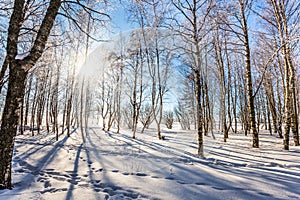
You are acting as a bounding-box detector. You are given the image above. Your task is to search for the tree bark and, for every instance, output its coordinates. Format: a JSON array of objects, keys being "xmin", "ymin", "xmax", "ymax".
[
  {"xmin": 195, "ymin": 69, "xmax": 203, "ymax": 156},
  {"xmin": 0, "ymin": 63, "xmax": 27, "ymax": 189}
]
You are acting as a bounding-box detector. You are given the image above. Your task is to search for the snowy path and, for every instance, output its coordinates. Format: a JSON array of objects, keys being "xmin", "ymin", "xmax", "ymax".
[{"xmin": 0, "ymin": 126, "xmax": 300, "ymax": 199}]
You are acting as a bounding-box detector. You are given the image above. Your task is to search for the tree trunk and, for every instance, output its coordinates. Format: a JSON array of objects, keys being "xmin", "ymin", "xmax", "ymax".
[
  {"xmin": 46, "ymin": 70, "xmax": 52, "ymax": 133},
  {"xmin": 116, "ymin": 67, "xmax": 123, "ymax": 133},
  {"xmin": 0, "ymin": 63, "xmax": 27, "ymax": 189},
  {"xmin": 266, "ymin": 95, "xmax": 272, "ymax": 135},
  {"xmin": 290, "ymin": 64, "xmax": 299, "ymax": 146},
  {"xmin": 265, "ymin": 78, "xmax": 278, "ymax": 134},
  {"xmin": 232, "ymin": 71, "xmax": 238, "ymax": 134},
  {"xmin": 19, "ymin": 97, "xmax": 24, "ymax": 135},
  {"xmin": 239, "ymin": 0, "xmax": 259, "ymax": 147},
  {"xmin": 80, "ymin": 78, "xmax": 85, "ymax": 142},
  {"xmin": 195, "ymin": 69, "xmax": 203, "ymax": 156},
  {"xmin": 24, "ymin": 74, "xmax": 33, "ymax": 128},
  {"xmin": 283, "ymin": 65, "xmax": 291, "ymax": 150},
  {"xmin": 30, "ymin": 79, "xmax": 38, "ymax": 136}
]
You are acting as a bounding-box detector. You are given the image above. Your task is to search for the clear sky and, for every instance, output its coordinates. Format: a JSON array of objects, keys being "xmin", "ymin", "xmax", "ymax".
[{"xmin": 108, "ymin": 4, "xmax": 133, "ymax": 35}]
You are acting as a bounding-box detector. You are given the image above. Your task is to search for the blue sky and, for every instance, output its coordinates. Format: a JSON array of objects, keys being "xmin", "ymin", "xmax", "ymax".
[{"xmin": 109, "ymin": 4, "xmax": 133, "ymax": 34}]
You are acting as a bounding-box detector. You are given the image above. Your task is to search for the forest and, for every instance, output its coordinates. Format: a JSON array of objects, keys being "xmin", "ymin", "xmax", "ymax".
[{"xmin": 0, "ymin": 0, "xmax": 299, "ymax": 199}]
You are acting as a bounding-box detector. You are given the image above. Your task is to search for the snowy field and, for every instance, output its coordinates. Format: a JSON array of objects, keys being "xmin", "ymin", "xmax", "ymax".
[{"xmin": 0, "ymin": 123, "xmax": 300, "ymax": 200}]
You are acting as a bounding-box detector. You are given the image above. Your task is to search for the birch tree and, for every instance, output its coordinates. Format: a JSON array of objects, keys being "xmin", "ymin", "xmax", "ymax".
[
  {"xmin": 254, "ymin": 0, "xmax": 300, "ymax": 149},
  {"xmin": 169, "ymin": 0, "xmax": 213, "ymax": 156}
]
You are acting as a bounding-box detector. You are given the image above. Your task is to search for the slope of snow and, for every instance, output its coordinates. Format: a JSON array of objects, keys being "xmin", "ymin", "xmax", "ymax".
[{"xmin": 0, "ymin": 124, "xmax": 300, "ymax": 200}]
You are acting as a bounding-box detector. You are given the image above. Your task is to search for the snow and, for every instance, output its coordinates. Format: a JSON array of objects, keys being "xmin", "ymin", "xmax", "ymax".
[
  {"xmin": 0, "ymin": 123, "xmax": 300, "ymax": 200},
  {"xmin": 15, "ymin": 52, "xmax": 30, "ymax": 60}
]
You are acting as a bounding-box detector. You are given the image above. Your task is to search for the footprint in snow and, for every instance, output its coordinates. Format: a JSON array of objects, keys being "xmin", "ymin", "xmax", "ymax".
[
  {"xmin": 46, "ymin": 171, "xmax": 61, "ymax": 176},
  {"xmin": 135, "ymin": 172, "xmax": 148, "ymax": 177},
  {"xmin": 194, "ymin": 182, "xmax": 206, "ymax": 185},
  {"xmin": 78, "ymin": 183, "xmax": 90, "ymax": 188},
  {"xmin": 67, "ymin": 179, "xmax": 79, "ymax": 185},
  {"xmin": 258, "ymin": 192, "xmax": 272, "ymax": 197},
  {"xmin": 70, "ymin": 173, "xmax": 79, "ymax": 177},
  {"xmin": 37, "ymin": 177, "xmax": 46, "ymax": 182},
  {"xmin": 52, "ymin": 176, "xmax": 66, "ymax": 181},
  {"xmin": 44, "ymin": 168, "xmax": 55, "ymax": 171},
  {"xmin": 95, "ymin": 168, "xmax": 103, "ymax": 172},
  {"xmin": 177, "ymin": 180, "xmax": 187, "ymax": 184},
  {"xmin": 165, "ymin": 176, "xmax": 175, "ymax": 180},
  {"xmin": 40, "ymin": 188, "xmax": 55, "ymax": 194},
  {"xmin": 41, "ymin": 187, "xmax": 68, "ymax": 194},
  {"xmin": 151, "ymin": 175, "xmax": 161, "ymax": 179},
  {"xmin": 14, "ymin": 156, "xmax": 20, "ymax": 161},
  {"xmin": 93, "ymin": 182, "xmax": 106, "ymax": 189},
  {"xmin": 211, "ymin": 186, "xmax": 225, "ymax": 190},
  {"xmin": 44, "ymin": 181, "xmax": 51, "ymax": 188},
  {"xmin": 103, "ymin": 187, "xmax": 115, "ymax": 196},
  {"xmin": 92, "ymin": 180, "xmax": 101, "ymax": 184},
  {"xmin": 16, "ymin": 169, "xmax": 26, "ymax": 173}
]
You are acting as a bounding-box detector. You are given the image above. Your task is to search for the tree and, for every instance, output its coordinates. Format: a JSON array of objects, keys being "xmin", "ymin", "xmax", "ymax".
[
  {"xmin": 139, "ymin": 103, "xmax": 153, "ymax": 133},
  {"xmin": 253, "ymin": 0, "xmax": 300, "ymax": 149},
  {"xmin": 164, "ymin": 111, "xmax": 174, "ymax": 129},
  {"xmin": 0, "ymin": 0, "xmax": 61, "ymax": 190},
  {"xmin": 268, "ymin": 0, "xmax": 299, "ymax": 149},
  {"xmin": 216, "ymin": 0, "xmax": 259, "ymax": 147},
  {"xmin": 236, "ymin": 0, "xmax": 258, "ymax": 147},
  {"xmin": 169, "ymin": 0, "xmax": 213, "ymax": 156},
  {"xmin": 0, "ymin": 0, "xmax": 109, "ymax": 190},
  {"xmin": 125, "ymin": 35, "xmax": 144, "ymax": 138}
]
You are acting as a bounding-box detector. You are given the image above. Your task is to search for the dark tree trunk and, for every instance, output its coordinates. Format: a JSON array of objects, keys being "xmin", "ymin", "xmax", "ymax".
[
  {"xmin": 30, "ymin": 80, "xmax": 38, "ymax": 136},
  {"xmin": 195, "ymin": 69, "xmax": 203, "ymax": 156},
  {"xmin": 19, "ymin": 94, "xmax": 24, "ymax": 135},
  {"xmin": 0, "ymin": 62, "xmax": 27, "ymax": 189},
  {"xmin": 266, "ymin": 96, "xmax": 272, "ymax": 135}
]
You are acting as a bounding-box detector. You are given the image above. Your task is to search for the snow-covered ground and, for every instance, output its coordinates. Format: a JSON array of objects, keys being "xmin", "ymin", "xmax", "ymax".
[{"xmin": 1, "ymin": 123, "xmax": 300, "ymax": 200}]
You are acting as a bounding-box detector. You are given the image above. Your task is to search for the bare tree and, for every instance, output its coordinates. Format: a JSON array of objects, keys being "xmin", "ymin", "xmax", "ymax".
[
  {"xmin": 254, "ymin": 0, "xmax": 300, "ymax": 149},
  {"xmin": 0, "ymin": 0, "xmax": 61, "ymax": 190},
  {"xmin": 0, "ymin": 0, "xmax": 109, "ymax": 189},
  {"xmin": 169, "ymin": 0, "xmax": 213, "ymax": 156}
]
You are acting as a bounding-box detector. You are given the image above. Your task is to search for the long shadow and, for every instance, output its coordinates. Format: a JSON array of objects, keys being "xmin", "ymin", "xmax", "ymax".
[
  {"xmin": 83, "ymin": 128, "xmax": 150, "ymax": 199},
  {"xmin": 90, "ymin": 127, "xmax": 300, "ymax": 199},
  {"xmin": 15, "ymin": 129, "xmax": 76, "ymax": 161},
  {"xmin": 170, "ymin": 162, "xmax": 277, "ymax": 199},
  {"xmin": 107, "ymin": 132, "xmax": 200, "ymax": 164},
  {"xmin": 12, "ymin": 128, "xmax": 77, "ymax": 190},
  {"xmin": 65, "ymin": 143, "xmax": 83, "ymax": 200},
  {"xmin": 84, "ymin": 128, "xmax": 105, "ymax": 199},
  {"xmin": 103, "ymin": 130, "xmax": 271, "ymax": 198}
]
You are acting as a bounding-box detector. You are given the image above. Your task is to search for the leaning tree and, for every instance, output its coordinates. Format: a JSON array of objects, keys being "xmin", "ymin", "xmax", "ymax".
[{"xmin": 0, "ymin": 0, "xmax": 109, "ymax": 190}]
